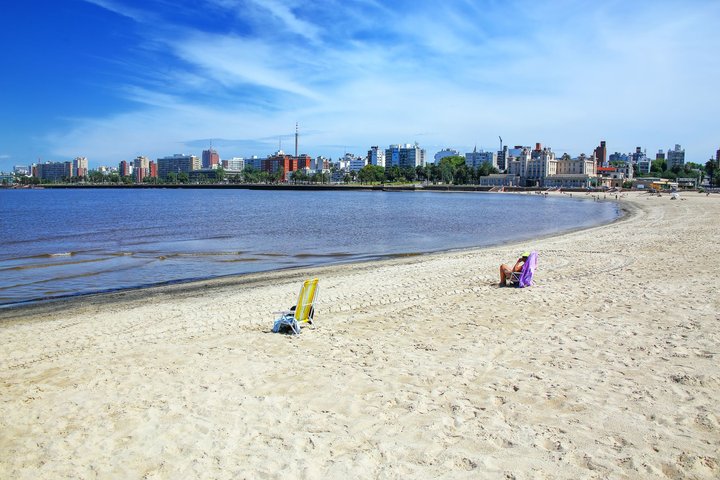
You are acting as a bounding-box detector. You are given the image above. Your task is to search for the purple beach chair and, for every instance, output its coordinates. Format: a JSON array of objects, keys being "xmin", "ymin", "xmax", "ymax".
[{"xmin": 510, "ymin": 251, "xmax": 538, "ymax": 288}]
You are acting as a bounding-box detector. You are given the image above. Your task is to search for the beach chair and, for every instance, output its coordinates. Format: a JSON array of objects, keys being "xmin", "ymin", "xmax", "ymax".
[
  {"xmin": 510, "ymin": 251, "xmax": 538, "ymax": 288},
  {"xmin": 271, "ymin": 278, "xmax": 319, "ymax": 334}
]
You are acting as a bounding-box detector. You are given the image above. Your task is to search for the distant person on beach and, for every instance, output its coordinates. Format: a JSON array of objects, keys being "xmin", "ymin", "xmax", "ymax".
[{"xmin": 499, "ymin": 252, "xmax": 529, "ymax": 287}]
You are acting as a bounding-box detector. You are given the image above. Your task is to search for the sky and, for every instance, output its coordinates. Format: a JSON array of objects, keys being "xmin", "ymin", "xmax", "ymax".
[{"xmin": 1, "ymin": 0, "xmax": 719, "ymax": 172}]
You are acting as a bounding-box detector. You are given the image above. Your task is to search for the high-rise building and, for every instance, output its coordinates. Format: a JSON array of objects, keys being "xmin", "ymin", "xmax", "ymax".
[
  {"xmin": 157, "ymin": 154, "xmax": 200, "ymax": 179},
  {"xmin": 609, "ymin": 152, "xmax": 629, "ymax": 164},
  {"xmin": 384, "ymin": 144, "xmax": 425, "ymax": 168},
  {"xmin": 222, "ymin": 158, "xmax": 245, "ymax": 172},
  {"xmin": 497, "ymin": 145, "xmax": 508, "ymax": 171},
  {"xmin": 261, "ymin": 151, "xmax": 297, "ymax": 181},
  {"xmin": 13, "ymin": 165, "xmax": 30, "ymax": 176},
  {"xmin": 202, "ymin": 148, "xmax": 220, "ymax": 169},
  {"xmin": 347, "ymin": 153, "xmax": 367, "ymax": 172},
  {"xmin": 119, "ymin": 160, "xmax": 131, "ymax": 177},
  {"xmin": 296, "ymin": 154, "xmax": 312, "ymax": 170},
  {"xmin": 368, "ymin": 146, "xmax": 385, "ymax": 168},
  {"xmin": 667, "ymin": 144, "xmax": 685, "ymax": 169},
  {"xmin": 632, "ymin": 147, "xmax": 651, "ymax": 174},
  {"xmin": 34, "ymin": 161, "xmax": 74, "ymax": 181},
  {"xmin": 465, "ymin": 147, "xmax": 497, "ymax": 169},
  {"xmin": 133, "ymin": 156, "xmax": 150, "ymax": 182},
  {"xmin": 73, "ymin": 157, "xmax": 88, "ymax": 177},
  {"xmin": 434, "ymin": 148, "xmax": 460, "ymax": 164},
  {"xmin": 656, "ymin": 149, "xmax": 665, "ymax": 160},
  {"xmin": 594, "ymin": 141, "xmax": 607, "ymax": 167},
  {"xmin": 314, "ymin": 156, "xmax": 331, "ymax": 171}
]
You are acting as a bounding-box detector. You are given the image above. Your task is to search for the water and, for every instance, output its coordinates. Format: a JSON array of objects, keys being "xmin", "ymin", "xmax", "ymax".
[{"xmin": 0, "ymin": 188, "xmax": 620, "ymax": 306}]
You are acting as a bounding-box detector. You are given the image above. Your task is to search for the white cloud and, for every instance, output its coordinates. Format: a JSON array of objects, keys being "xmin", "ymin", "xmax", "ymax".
[{"xmin": 47, "ymin": 1, "xmax": 720, "ymax": 165}]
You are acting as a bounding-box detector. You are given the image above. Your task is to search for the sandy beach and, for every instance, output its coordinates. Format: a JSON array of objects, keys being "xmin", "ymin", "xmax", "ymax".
[{"xmin": 1, "ymin": 191, "xmax": 718, "ymax": 479}]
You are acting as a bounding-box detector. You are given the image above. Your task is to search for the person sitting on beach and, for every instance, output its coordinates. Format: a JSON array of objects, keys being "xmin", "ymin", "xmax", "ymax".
[{"xmin": 499, "ymin": 252, "xmax": 529, "ymax": 287}]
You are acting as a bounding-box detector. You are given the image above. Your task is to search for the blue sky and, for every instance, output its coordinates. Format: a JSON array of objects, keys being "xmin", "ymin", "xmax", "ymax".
[{"xmin": 1, "ymin": 0, "xmax": 719, "ymax": 171}]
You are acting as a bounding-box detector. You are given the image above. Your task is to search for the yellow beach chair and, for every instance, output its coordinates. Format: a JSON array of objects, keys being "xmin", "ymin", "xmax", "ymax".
[{"xmin": 272, "ymin": 278, "xmax": 319, "ymax": 334}]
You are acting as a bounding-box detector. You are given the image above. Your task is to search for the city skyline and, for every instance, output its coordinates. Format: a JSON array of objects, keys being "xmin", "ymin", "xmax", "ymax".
[{"xmin": 1, "ymin": 0, "xmax": 719, "ymax": 172}]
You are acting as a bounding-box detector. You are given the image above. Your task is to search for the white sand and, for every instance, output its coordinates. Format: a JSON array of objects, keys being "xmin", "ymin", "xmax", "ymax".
[{"xmin": 1, "ymin": 191, "xmax": 719, "ymax": 479}]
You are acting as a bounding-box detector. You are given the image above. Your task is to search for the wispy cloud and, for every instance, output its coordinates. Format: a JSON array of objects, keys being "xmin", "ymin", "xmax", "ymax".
[{"xmin": 42, "ymin": 0, "xmax": 720, "ymax": 165}]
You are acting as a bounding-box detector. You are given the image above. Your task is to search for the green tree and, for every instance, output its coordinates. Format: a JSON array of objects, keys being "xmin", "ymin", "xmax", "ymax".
[
  {"xmin": 400, "ymin": 166, "xmax": 416, "ymax": 182},
  {"xmin": 215, "ymin": 167, "xmax": 225, "ymax": 183},
  {"xmin": 453, "ymin": 164, "xmax": 469, "ymax": 185},
  {"xmin": 291, "ymin": 169, "xmax": 308, "ymax": 184},
  {"xmin": 385, "ymin": 165, "xmax": 401, "ymax": 183},
  {"xmin": 705, "ymin": 159, "xmax": 719, "ymax": 186},
  {"xmin": 358, "ymin": 165, "xmax": 377, "ymax": 184},
  {"xmin": 651, "ymin": 158, "xmax": 667, "ymax": 174},
  {"xmin": 178, "ymin": 172, "xmax": 189, "ymax": 184}
]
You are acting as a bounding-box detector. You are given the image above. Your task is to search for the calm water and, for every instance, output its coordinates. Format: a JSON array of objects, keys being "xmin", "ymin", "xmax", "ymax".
[{"xmin": 0, "ymin": 188, "xmax": 620, "ymax": 306}]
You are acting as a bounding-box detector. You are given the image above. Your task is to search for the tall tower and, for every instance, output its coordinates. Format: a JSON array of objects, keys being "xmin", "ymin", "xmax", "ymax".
[
  {"xmin": 202, "ymin": 148, "xmax": 219, "ymax": 168},
  {"xmin": 295, "ymin": 122, "xmax": 299, "ymax": 158},
  {"xmin": 594, "ymin": 140, "xmax": 607, "ymax": 167}
]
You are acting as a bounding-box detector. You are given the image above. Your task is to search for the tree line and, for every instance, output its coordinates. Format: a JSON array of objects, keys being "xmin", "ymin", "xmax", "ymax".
[{"xmin": 7, "ymin": 155, "xmax": 720, "ymax": 187}]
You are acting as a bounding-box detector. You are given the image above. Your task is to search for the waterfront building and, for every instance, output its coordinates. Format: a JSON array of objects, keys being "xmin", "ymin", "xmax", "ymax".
[
  {"xmin": 0, "ymin": 172, "xmax": 15, "ymax": 184},
  {"xmin": 314, "ymin": 156, "xmax": 331, "ymax": 171},
  {"xmin": 297, "ymin": 154, "xmax": 312, "ymax": 170},
  {"xmin": 34, "ymin": 161, "xmax": 74, "ymax": 181},
  {"xmin": 133, "ymin": 156, "xmax": 150, "ymax": 183},
  {"xmin": 667, "ymin": 144, "xmax": 685, "ymax": 169},
  {"xmin": 222, "ymin": 157, "xmax": 245, "ymax": 172},
  {"xmin": 594, "ymin": 141, "xmax": 607, "ymax": 167},
  {"xmin": 434, "ymin": 148, "xmax": 460, "ymax": 164},
  {"xmin": 506, "ymin": 144, "xmax": 556, "ymax": 186},
  {"xmin": 189, "ymin": 169, "xmax": 223, "ymax": 182},
  {"xmin": 202, "ymin": 148, "xmax": 220, "ymax": 169},
  {"xmin": 245, "ymin": 156, "xmax": 262, "ymax": 171},
  {"xmin": 13, "ymin": 165, "xmax": 30, "ymax": 176},
  {"xmin": 348, "ymin": 153, "xmax": 367, "ymax": 172},
  {"xmin": 477, "ymin": 174, "xmax": 520, "ymax": 187},
  {"xmin": 336, "ymin": 156, "xmax": 351, "ymax": 172},
  {"xmin": 119, "ymin": 160, "xmax": 132, "ymax": 177},
  {"xmin": 656, "ymin": 149, "xmax": 665, "ymax": 161},
  {"xmin": 497, "ymin": 145, "xmax": 508, "ymax": 171},
  {"xmin": 368, "ymin": 146, "xmax": 385, "ymax": 168},
  {"xmin": 73, "ymin": 157, "xmax": 88, "ymax": 177},
  {"xmin": 505, "ymin": 143, "xmax": 598, "ymax": 188},
  {"xmin": 465, "ymin": 147, "xmax": 497, "ymax": 170},
  {"xmin": 157, "ymin": 154, "xmax": 200, "ymax": 179},
  {"xmin": 262, "ymin": 151, "xmax": 297, "ymax": 181},
  {"xmin": 609, "ymin": 152, "xmax": 629, "ymax": 164},
  {"xmin": 632, "ymin": 147, "xmax": 651, "ymax": 174},
  {"xmin": 544, "ymin": 152, "xmax": 598, "ymax": 189},
  {"xmin": 385, "ymin": 144, "xmax": 426, "ymax": 168},
  {"xmin": 555, "ymin": 153, "xmax": 596, "ymax": 176},
  {"xmin": 149, "ymin": 161, "xmax": 157, "ymax": 178}
]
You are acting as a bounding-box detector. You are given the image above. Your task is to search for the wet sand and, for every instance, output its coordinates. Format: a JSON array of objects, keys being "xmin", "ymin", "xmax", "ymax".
[{"xmin": 1, "ymin": 191, "xmax": 718, "ymax": 478}]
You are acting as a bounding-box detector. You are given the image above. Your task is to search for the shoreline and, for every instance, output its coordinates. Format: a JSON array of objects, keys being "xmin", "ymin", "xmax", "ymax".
[
  {"xmin": 2, "ymin": 191, "xmax": 717, "ymax": 478},
  {"xmin": 0, "ymin": 192, "xmax": 631, "ymax": 320}
]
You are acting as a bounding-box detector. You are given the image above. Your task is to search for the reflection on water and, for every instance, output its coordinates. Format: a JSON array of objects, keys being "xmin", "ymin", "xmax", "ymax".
[{"xmin": 0, "ymin": 188, "xmax": 620, "ymax": 306}]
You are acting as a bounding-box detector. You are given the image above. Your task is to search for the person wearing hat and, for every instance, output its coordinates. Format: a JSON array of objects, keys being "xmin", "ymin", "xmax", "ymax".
[{"xmin": 499, "ymin": 251, "xmax": 529, "ymax": 287}]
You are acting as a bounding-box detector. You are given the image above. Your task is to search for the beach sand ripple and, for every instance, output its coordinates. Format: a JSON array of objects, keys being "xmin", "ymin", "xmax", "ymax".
[{"xmin": 1, "ymin": 191, "xmax": 719, "ymax": 478}]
